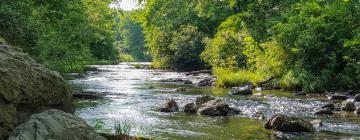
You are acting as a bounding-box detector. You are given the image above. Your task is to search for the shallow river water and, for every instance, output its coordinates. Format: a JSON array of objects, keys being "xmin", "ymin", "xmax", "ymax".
[{"xmin": 70, "ymin": 62, "xmax": 360, "ymax": 140}]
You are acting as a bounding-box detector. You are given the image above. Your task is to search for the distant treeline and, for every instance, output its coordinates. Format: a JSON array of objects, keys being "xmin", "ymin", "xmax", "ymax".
[{"xmin": 0, "ymin": 0, "xmax": 150, "ymax": 73}]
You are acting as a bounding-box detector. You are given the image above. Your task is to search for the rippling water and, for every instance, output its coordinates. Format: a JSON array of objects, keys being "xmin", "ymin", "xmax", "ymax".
[{"xmin": 70, "ymin": 62, "xmax": 360, "ymax": 140}]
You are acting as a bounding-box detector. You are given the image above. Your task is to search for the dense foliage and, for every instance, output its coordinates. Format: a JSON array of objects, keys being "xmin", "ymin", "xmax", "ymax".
[
  {"xmin": 1, "ymin": 0, "xmax": 359, "ymax": 92},
  {"xmin": 138, "ymin": 0, "xmax": 360, "ymax": 92},
  {"xmin": 117, "ymin": 10, "xmax": 150, "ymax": 62},
  {"xmin": 0, "ymin": 0, "xmax": 119, "ymax": 72}
]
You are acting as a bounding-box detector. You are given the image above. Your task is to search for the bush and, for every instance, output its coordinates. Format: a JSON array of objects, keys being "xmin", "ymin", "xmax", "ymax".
[{"xmin": 214, "ymin": 68, "xmax": 265, "ymax": 87}]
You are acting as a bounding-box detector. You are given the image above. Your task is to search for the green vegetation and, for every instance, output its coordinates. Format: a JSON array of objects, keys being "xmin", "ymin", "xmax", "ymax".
[
  {"xmin": 1, "ymin": 0, "xmax": 359, "ymax": 92},
  {"xmin": 136, "ymin": 0, "xmax": 360, "ymax": 92},
  {"xmin": 114, "ymin": 119, "xmax": 133, "ymax": 138}
]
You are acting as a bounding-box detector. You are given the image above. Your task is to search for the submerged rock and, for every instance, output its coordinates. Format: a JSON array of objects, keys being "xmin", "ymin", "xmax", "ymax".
[
  {"xmin": 354, "ymin": 94, "xmax": 360, "ymax": 102},
  {"xmin": 183, "ymin": 80, "xmax": 193, "ymax": 85},
  {"xmin": 196, "ymin": 95, "xmax": 215, "ymax": 106},
  {"xmin": 314, "ymin": 108, "xmax": 333, "ymax": 115},
  {"xmin": 159, "ymin": 99, "xmax": 179, "ymax": 112},
  {"xmin": 341, "ymin": 101, "xmax": 355, "ymax": 111},
  {"xmin": 294, "ymin": 91, "xmax": 307, "ymax": 96},
  {"xmin": 229, "ymin": 85, "xmax": 253, "ymax": 95},
  {"xmin": 264, "ymin": 114, "xmax": 314, "ymax": 132},
  {"xmin": 8, "ymin": 109, "xmax": 106, "ymax": 140},
  {"xmin": 184, "ymin": 102, "xmax": 197, "ymax": 113},
  {"xmin": 0, "ymin": 45, "xmax": 73, "ymax": 139},
  {"xmin": 321, "ymin": 103, "xmax": 335, "ymax": 110},
  {"xmin": 197, "ymin": 99, "xmax": 232, "ymax": 116}
]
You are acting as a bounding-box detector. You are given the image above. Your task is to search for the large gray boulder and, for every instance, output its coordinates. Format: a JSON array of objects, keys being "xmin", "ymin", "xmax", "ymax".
[
  {"xmin": 8, "ymin": 109, "xmax": 106, "ymax": 140},
  {"xmin": 197, "ymin": 99, "xmax": 231, "ymax": 116},
  {"xmin": 264, "ymin": 114, "xmax": 314, "ymax": 132},
  {"xmin": 0, "ymin": 45, "xmax": 73, "ymax": 139},
  {"xmin": 159, "ymin": 99, "xmax": 179, "ymax": 112}
]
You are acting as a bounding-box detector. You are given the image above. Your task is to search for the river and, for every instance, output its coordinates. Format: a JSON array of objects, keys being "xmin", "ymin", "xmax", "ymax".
[{"xmin": 70, "ymin": 62, "xmax": 360, "ymax": 140}]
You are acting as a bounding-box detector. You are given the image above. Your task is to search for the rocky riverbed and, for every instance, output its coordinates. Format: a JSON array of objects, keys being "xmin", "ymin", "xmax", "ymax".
[{"xmin": 70, "ymin": 62, "xmax": 360, "ymax": 140}]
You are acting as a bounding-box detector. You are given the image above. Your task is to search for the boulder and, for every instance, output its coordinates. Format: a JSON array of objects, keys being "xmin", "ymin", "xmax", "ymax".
[
  {"xmin": 7, "ymin": 109, "xmax": 106, "ymax": 140},
  {"xmin": 229, "ymin": 85, "xmax": 253, "ymax": 96},
  {"xmin": 0, "ymin": 45, "xmax": 73, "ymax": 139},
  {"xmin": 314, "ymin": 108, "xmax": 333, "ymax": 115},
  {"xmin": 183, "ymin": 102, "xmax": 197, "ymax": 113},
  {"xmin": 195, "ymin": 95, "xmax": 215, "ymax": 106},
  {"xmin": 355, "ymin": 107, "xmax": 360, "ymax": 114},
  {"xmin": 197, "ymin": 99, "xmax": 232, "ymax": 116},
  {"xmin": 264, "ymin": 114, "xmax": 314, "ymax": 132},
  {"xmin": 341, "ymin": 101, "xmax": 355, "ymax": 111},
  {"xmin": 321, "ymin": 103, "xmax": 335, "ymax": 110},
  {"xmin": 327, "ymin": 93, "xmax": 349, "ymax": 100},
  {"xmin": 159, "ymin": 99, "xmax": 179, "ymax": 112},
  {"xmin": 354, "ymin": 94, "xmax": 360, "ymax": 102}
]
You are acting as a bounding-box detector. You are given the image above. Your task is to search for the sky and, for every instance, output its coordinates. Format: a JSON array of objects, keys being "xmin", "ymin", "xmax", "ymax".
[{"xmin": 109, "ymin": 0, "xmax": 141, "ymax": 11}]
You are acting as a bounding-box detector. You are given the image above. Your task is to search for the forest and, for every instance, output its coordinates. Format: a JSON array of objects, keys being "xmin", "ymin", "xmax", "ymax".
[{"xmin": 1, "ymin": 0, "xmax": 359, "ymax": 92}]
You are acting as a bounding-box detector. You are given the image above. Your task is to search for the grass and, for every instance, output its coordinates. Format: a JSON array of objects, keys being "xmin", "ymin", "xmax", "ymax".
[
  {"xmin": 114, "ymin": 119, "xmax": 133, "ymax": 138},
  {"xmin": 214, "ymin": 68, "xmax": 265, "ymax": 87}
]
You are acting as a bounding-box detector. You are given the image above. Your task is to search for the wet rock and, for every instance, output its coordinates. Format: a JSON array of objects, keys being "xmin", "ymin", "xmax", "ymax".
[
  {"xmin": 314, "ymin": 108, "xmax": 333, "ymax": 115},
  {"xmin": 196, "ymin": 95, "xmax": 215, "ymax": 106},
  {"xmin": 159, "ymin": 99, "xmax": 179, "ymax": 112},
  {"xmin": 184, "ymin": 80, "xmax": 193, "ymax": 84},
  {"xmin": 229, "ymin": 85, "xmax": 252, "ymax": 95},
  {"xmin": 355, "ymin": 107, "xmax": 360, "ymax": 114},
  {"xmin": 321, "ymin": 103, "xmax": 335, "ymax": 110},
  {"xmin": 197, "ymin": 99, "xmax": 231, "ymax": 116},
  {"xmin": 0, "ymin": 45, "xmax": 73, "ymax": 139},
  {"xmin": 196, "ymin": 78, "xmax": 214, "ymax": 86},
  {"xmin": 294, "ymin": 91, "xmax": 307, "ymax": 96},
  {"xmin": 252, "ymin": 112, "xmax": 265, "ymax": 120},
  {"xmin": 264, "ymin": 114, "xmax": 314, "ymax": 132},
  {"xmin": 354, "ymin": 94, "xmax": 360, "ymax": 102},
  {"xmin": 327, "ymin": 93, "xmax": 349, "ymax": 100},
  {"xmin": 184, "ymin": 102, "xmax": 197, "ymax": 113},
  {"xmin": 228, "ymin": 107, "xmax": 241, "ymax": 115},
  {"xmin": 341, "ymin": 101, "xmax": 355, "ymax": 111},
  {"xmin": 8, "ymin": 109, "xmax": 106, "ymax": 140}
]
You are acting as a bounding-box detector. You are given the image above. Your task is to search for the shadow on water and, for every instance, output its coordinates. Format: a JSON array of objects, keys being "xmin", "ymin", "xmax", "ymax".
[{"xmin": 70, "ymin": 62, "xmax": 360, "ymax": 140}]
